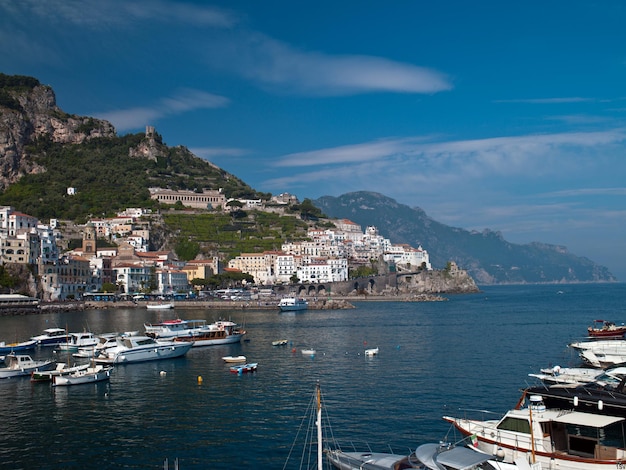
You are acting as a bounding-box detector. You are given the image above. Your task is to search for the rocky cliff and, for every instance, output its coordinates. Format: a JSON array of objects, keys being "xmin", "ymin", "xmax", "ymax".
[{"xmin": 0, "ymin": 74, "xmax": 115, "ymax": 190}]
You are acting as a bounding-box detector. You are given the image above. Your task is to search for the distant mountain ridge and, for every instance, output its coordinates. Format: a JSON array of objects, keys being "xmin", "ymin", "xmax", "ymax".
[{"xmin": 314, "ymin": 191, "xmax": 615, "ymax": 284}]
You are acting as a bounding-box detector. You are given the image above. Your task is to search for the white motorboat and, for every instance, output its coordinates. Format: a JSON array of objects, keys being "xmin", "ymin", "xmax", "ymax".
[
  {"xmin": 444, "ymin": 394, "xmax": 626, "ymax": 469},
  {"xmin": 30, "ymin": 327, "xmax": 67, "ymax": 347},
  {"xmin": 146, "ymin": 302, "xmax": 174, "ymax": 310},
  {"xmin": 94, "ymin": 335, "xmax": 193, "ymax": 365},
  {"xmin": 144, "ymin": 318, "xmax": 209, "ymax": 339},
  {"xmin": 52, "ymin": 364, "xmax": 112, "ymax": 386},
  {"xmin": 301, "ymin": 348, "xmax": 316, "ymax": 356},
  {"xmin": 569, "ymin": 339, "xmax": 626, "ymax": 367},
  {"xmin": 364, "ymin": 347, "xmax": 379, "ymax": 356},
  {"xmin": 327, "ymin": 442, "xmax": 521, "ymax": 470},
  {"xmin": 0, "ymin": 353, "xmax": 56, "ymax": 379},
  {"xmin": 278, "ymin": 297, "xmax": 308, "ymax": 312},
  {"xmin": 172, "ymin": 320, "xmax": 246, "ymax": 346},
  {"xmin": 56, "ymin": 331, "xmax": 98, "ymax": 351},
  {"xmin": 528, "ymin": 364, "xmax": 604, "ymax": 385}
]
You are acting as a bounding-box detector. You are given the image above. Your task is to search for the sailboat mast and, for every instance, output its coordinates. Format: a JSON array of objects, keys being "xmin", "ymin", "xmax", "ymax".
[{"xmin": 316, "ymin": 381, "xmax": 322, "ymax": 469}]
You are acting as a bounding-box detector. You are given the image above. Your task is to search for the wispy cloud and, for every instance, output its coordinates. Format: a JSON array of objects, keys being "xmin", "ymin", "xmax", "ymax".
[
  {"xmin": 210, "ymin": 32, "xmax": 453, "ymax": 96},
  {"xmin": 96, "ymin": 89, "xmax": 229, "ymax": 131},
  {"xmin": 495, "ymin": 97, "xmax": 595, "ymax": 104}
]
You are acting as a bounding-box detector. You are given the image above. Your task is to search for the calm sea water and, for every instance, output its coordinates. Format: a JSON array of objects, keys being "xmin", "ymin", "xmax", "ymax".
[{"xmin": 1, "ymin": 283, "xmax": 625, "ymax": 469}]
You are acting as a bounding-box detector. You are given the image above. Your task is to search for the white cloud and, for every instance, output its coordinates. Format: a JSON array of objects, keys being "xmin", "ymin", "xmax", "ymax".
[
  {"xmin": 212, "ymin": 32, "xmax": 452, "ymax": 96},
  {"xmin": 96, "ymin": 89, "xmax": 229, "ymax": 131}
]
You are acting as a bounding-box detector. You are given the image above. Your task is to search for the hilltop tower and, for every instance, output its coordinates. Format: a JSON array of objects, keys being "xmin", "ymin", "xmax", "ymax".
[{"xmin": 82, "ymin": 222, "xmax": 97, "ymax": 255}]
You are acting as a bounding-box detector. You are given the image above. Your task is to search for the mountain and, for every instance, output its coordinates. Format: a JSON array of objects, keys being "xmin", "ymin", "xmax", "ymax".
[
  {"xmin": 0, "ymin": 73, "xmax": 264, "ymax": 220},
  {"xmin": 314, "ymin": 191, "xmax": 616, "ymax": 284}
]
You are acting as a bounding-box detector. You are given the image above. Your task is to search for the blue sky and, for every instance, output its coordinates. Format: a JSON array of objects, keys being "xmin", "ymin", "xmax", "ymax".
[{"xmin": 1, "ymin": 0, "xmax": 626, "ymax": 279}]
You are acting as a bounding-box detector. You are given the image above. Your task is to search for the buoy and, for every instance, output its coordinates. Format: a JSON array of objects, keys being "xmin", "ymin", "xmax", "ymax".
[
  {"xmin": 396, "ymin": 345, "xmax": 401, "ymax": 350},
  {"xmin": 160, "ymin": 370, "xmax": 167, "ymax": 376},
  {"xmin": 291, "ymin": 348, "xmax": 296, "ymax": 353},
  {"xmin": 197, "ymin": 375, "xmax": 203, "ymax": 384}
]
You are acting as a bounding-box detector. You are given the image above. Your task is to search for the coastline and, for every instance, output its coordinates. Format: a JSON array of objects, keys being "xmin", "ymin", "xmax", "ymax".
[{"xmin": 0, "ymin": 293, "xmax": 449, "ymax": 316}]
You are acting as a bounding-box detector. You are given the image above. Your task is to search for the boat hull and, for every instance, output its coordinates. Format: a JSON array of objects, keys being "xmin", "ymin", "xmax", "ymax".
[
  {"xmin": 0, "ymin": 358, "xmax": 56, "ymax": 379},
  {"xmin": 0, "ymin": 340, "xmax": 37, "ymax": 354},
  {"xmin": 95, "ymin": 341, "xmax": 193, "ymax": 365},
  {"xmin": 53, "ymin": 366, "xmax": 112, "ymax": 386}
]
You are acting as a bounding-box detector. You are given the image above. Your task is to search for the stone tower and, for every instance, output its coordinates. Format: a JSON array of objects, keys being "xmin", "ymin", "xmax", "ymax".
[{"xmin": 82, "ymin": 222, "xmax": 97, "ymax": 255}]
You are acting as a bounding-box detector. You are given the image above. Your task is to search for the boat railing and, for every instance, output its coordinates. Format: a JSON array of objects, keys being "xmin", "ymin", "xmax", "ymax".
[{"xmin": 326, "ymin": 438, "xmax": 414, "ymax": 457}]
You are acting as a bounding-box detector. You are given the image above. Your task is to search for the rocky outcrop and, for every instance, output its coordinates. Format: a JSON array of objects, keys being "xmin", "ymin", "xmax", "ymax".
[{"xmin": 0, "ymin": 75, "xmax": 116, "ymax": 190}]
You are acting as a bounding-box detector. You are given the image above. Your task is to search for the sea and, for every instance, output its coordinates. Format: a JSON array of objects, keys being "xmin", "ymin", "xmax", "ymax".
[{"xmin": 1, "ymin": 283, "xmax": 625, "ymax": 469}]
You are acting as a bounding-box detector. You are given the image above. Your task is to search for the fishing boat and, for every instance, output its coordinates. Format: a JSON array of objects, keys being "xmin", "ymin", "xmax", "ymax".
[
  {"xmin": 31, "ymin": 362, "xmax": 91, "ymax": 382},
  {"xmin": 0, "ymin": 339, "xmax": 37, "ymax": 354},
  {"xmin": 0, "ymin": 353, "xmax": 56, "ymax": 379},
  {"xmin": 94, "ymin": 336, "xmax": 193, "ymax": 365},
  {"xmin": 444, "ymin": 393, "xmax": 626, "ymax": 469},
  {"xmin": 588, "ymin": 319, "xmax": 626, "ymax": 338},
  {"xmin": 172, "ymin": 320, "xmax": 246, "ymax": 346},
  {"xmin": 30, "ymin": 327, "xmax": 67, "ymax": 347},
  {"xmin": 278, "ymin": 297, "xmax": 308, "ymax": 312},
  {"xmin": 56, "ymin": 331, "xmax": 98, "ymax": 351},
  {"xmin": 222, "ymin": 355, "xmax": 246, "ymax": 363},
  {"xmin": 229, "ymin": 362, "xmax": 257, "ymax": 374},
  {"xmin": 52, "ymin": 364, "xmax": 112, "ymax": 386}
]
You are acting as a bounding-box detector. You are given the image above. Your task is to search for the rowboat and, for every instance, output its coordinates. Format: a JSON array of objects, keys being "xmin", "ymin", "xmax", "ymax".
[
  {"xmin": 222, "ymin": 355, "xmax": 246, "ymax": 363},
  {"xmin": 229, "ymin": 363, "xmax": 257, "ymax": 374}
]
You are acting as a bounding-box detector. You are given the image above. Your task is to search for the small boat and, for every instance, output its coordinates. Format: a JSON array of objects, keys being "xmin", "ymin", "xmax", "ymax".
[
  {"xmin": 31, "ymin": 362, "xmax": 91, "ymax": 382},
  {"xmin": 146, "ymin": 302, "xmax": 174, "ymax": 310},
  {"xmin": 52, "ymin": 364, "xmax": 112, "ymax": 386},
  {"xmin": 278, "ymin": 297, "xmax": 308, "ymax": 312},
  {"xmin": 222, "ymin": 355, "xmax": 246, "ymax": 363},
  {"xmin": 364, "ymin": 347, "xmax": 379, "ymax": 356},
  {"xmin": 0, "ymin": 339, "xmax": 37, "ymax": 354},
  {"xmin": 94, "ymin": 336, "xmax": 193, "ymax": 365},
  {"xmin": 444, "ymin": 393, "xmax": 626, "ymax": 469},
  {"xmin": 56, "ymin": 332, "xmax": 98, "ymax": 351},
  {"xmin": 301, "ymin": 348, "xmax": 316, "ymax": 356},
  {"xmin": 30, "ymin": 327, "xmax": 67, "ymax": 347},
  {"xmin": 272, "ymin": 339, "xmax": 288, "ymax": 346},
  {"xmin": 0, "ymin": 353, "xmax": 56, "ymax": 379},
  {"xmin": 588, "ymin": 319, "xmax": 626, "ymax": 338},
  {"xmin": 172, "ymin": 320, "xmax": 246, "ymax": 346},
  {"xmin": 229, "ymin": 362, "xmax": 257, "ymax": 374}
]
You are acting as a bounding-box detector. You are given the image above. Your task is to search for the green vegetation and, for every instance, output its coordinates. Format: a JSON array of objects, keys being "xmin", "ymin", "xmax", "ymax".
[
  {"xmin": 0, "ymin": 132, "xmax": 262, "ymax": 221},
  {"xmin": 163, "ymin": 210, "xmax": 310, "ymax": 260}
]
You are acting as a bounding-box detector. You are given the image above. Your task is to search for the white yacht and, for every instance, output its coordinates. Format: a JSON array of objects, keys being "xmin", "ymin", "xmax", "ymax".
[{"xmin": 94, "ymin": 335, "xmax": 193, "ymax": 365}]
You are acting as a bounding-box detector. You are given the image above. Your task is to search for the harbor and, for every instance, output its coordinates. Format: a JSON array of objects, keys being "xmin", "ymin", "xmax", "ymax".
[{"xmin": 1, "ymin": 283, "xmax": 625, "ymax": 469}]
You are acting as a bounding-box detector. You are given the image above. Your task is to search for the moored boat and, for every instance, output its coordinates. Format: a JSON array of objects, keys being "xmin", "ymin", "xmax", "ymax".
[
  {"xmin": 30, "ymin": 327, "xmax": 67, "ymax": 347},
  {"xmin": 0, "ymin": 339, "xmax": 37, "ymax": 354},
  {"xmin": 172, "ymin": 320, "xmax": 245, "ymax": 346},
  {"xmin": 301, "ymin": 348, "xmax": 316, "ymax": 356},
  {"xmin": 528, "ymin": 364, "xmax": 604, "ymax": 385},
  {"xmin": 222, "ymin": 355, "xmax": 246, "ymax": 363},
  {"xmin": 229, "ymin": 362, "xmax": 257, "ymax": 374},
  {"xmin": 364, "ymin": 347, "xmax": 379, "ymax": 356},
  {"xmin": 146, "ymin": 302, "xmax": 174, "ymax": 310},
  {"xmin": 0, "ymin": 353, "xmax": 56, "ymax": 379},
  {"xmin": 56, "ymin": 331, "xmax": 98, "ymax": 351},
  {"xmin": 272, "ymin": 339, "xmax": 288, "ymax": 346},
  {"xmin": 31, "ymin": 362, "xmax": 91, "ymax": 382},
  {"xmin": 94, "ymin": 336, "xmax": 193, "ymax": 365},
  {"xmin": 444, "ymin": 393, "xmax": 626, "ymax": 469},
  {"xmin": 144, "ymin": 318, "xmax": 208, "ymax": 339},
  {"xmin": 588, "ymin": 319, "xmax": 626, "ymax": 338},
  {"xmin": 52, "ymin": 364, "xmax": 112, "ymax": 386},
  {"xmin": 278, "ymin": 297, "xmax": 308, "ymax": 312}
]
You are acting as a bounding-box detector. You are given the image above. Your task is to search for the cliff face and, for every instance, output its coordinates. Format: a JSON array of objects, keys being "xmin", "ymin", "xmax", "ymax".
[{"xmin": 0, "ymin": 78, "xmax": 116, "ymax": 190}]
